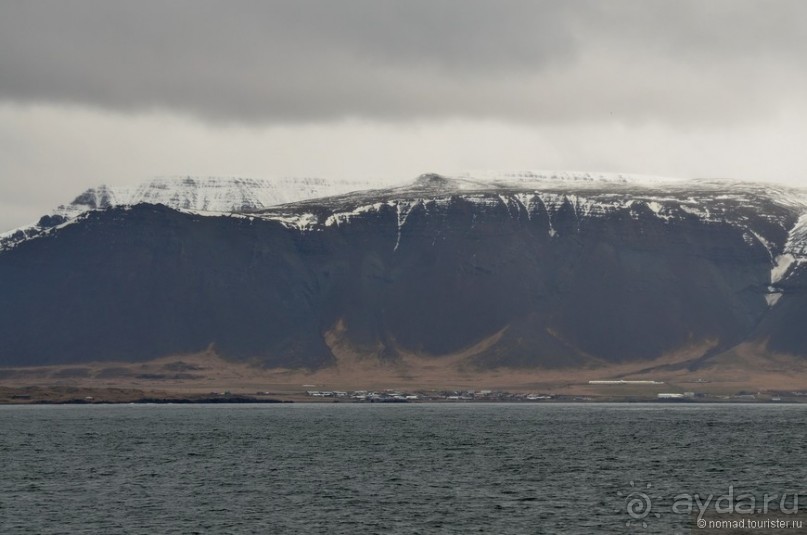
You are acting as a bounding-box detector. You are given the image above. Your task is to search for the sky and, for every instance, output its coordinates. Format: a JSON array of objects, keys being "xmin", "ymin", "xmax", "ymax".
[{"xmin": 2, "ymin": 0, "xmax": 807, "ymax": 231}]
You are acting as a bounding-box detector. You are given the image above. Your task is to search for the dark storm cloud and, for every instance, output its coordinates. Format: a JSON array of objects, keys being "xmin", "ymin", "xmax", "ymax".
[{"xmin": 1, "ymin": 1, "xmax": 806, "ymax": 124}]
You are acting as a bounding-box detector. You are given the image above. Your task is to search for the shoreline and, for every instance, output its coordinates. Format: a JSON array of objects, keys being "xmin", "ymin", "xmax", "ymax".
[{"xmin": 1, "ymin": 386, "xmax": 805, "ymax": 405}]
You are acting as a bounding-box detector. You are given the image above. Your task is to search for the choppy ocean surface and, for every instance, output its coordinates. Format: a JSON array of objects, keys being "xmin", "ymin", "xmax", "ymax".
[{"xmin": 1, "ymin": 403, "xmax": 806, "ymax": 534}]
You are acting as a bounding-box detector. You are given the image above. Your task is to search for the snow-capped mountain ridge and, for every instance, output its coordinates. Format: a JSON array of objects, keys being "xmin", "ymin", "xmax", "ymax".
[
  {"xmin": 456, "ymin": 169, "xmax": 687, "ymax": 188},
  {"xmin": 0, "ymin": 175, "xmax": 388, "ymax": 251},
  {"xmin": 4, "ymin": 172, "xmax": 807, "ymax": 265},
  {"xmin": 62, "ymin": 176, "xmax": 381, "ymax": 215},
  {"xmin": 256, "ymin": 173, "xmax": 807, "ymax": 292},
  {"xmin": 262, "ymin": 172, "xmax": 807, "ymax": 236}
]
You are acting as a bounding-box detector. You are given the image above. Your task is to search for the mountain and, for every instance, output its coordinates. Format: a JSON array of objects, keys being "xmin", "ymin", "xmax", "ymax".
[
  {"xmin": 0, "ymin": 175, "xmax": 382, "ymax": 252},
  {"xmin": 1, "ymin": 172, "xmax": 806, "ymax": 370}
]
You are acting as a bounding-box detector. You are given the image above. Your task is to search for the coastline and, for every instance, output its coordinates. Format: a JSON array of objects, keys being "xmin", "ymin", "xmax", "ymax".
[{"xmin": 1, "ymin": 385, "xmax": 805, "ymax": 405}]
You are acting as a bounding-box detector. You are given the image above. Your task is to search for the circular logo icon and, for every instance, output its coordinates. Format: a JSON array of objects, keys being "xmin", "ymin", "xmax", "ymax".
[{"xmin": 617, "ymin": 481, "xmax": 661, "ymax": 529}]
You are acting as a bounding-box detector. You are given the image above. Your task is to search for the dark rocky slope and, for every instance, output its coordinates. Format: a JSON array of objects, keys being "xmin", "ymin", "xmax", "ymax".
[{"xmin": 1, "ymin": 174, "xmax": 804, "ymax": 369}]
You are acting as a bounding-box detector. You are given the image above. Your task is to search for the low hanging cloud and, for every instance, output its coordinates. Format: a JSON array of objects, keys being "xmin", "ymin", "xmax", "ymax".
[
  {"xmin": 2, "ymin": 0, "xmax": 806, "ymax": 125},
  {"xmin": 2, "ymin": 0, "xmax": 807, "ymax": 234}
]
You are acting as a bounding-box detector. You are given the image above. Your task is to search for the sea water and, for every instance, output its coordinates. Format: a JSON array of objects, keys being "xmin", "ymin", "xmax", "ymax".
[{"xmin": 1, "ymin": 403, "xmax": 805, "ymax": 534}]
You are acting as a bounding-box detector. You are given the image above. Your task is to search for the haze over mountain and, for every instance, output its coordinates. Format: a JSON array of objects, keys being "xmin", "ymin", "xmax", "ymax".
[{"xmin": 1, "ymin": 173, "xmax": 806, "ymax": 372}]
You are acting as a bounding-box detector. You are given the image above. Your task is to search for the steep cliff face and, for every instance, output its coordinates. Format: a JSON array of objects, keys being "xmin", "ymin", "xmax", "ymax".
[
  {"xmin": 750, "ymin": 265, "xmax": 807, "ymax": 356},
  {"xmin": 0, "ymin": 173, "xmax": 805, "ymax": 368}
]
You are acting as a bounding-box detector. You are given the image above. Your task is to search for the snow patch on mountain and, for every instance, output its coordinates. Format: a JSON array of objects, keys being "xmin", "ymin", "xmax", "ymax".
[
  {"xmin": 769, "ymin": 213, "xmax": 807, "ymax": 288},
  {"xmin": 785, "ymin": 213, "xmax": 807, "ymax": 258},
  {"xmin": 66, "ymin": 176, "xmax": 379, "ymax": 215},
  {"xmin": 455, "ymin": 169, "xmax": 689, "ymax": 189}
]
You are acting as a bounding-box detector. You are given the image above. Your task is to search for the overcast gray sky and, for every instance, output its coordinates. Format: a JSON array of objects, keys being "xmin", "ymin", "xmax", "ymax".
[{"xmin": 2, "ymin": 0, "xmax": 807, "ymax": 231}]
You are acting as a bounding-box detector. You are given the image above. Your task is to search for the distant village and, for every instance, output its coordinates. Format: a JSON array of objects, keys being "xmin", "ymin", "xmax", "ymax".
[
  {"xmin": 302, "ymin": 387, "xmax": 807, "ymax": 403},
  {"xmin": 305, "ymin": 389, "xmax": 554, "ymax": 402}
]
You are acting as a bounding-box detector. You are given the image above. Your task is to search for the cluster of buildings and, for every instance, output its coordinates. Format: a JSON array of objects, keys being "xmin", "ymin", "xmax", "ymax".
[
  {"xmin": 435, "ymin": 390, "xmax": 553, "ymax": 401},
  {"xmin": 304, "ymin": 389, "xmax": 555, "ymax": 402},
  {"xmin": 305, "ymin": 390, "xmax": 418, "ymax": 401},
  {"xmin": 300, "ymin": 387, "xmax": 802, "ymax": 403},
  {"xmin": 588, "ymin": 380, "xmax": 664, "ymax": 385}
]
